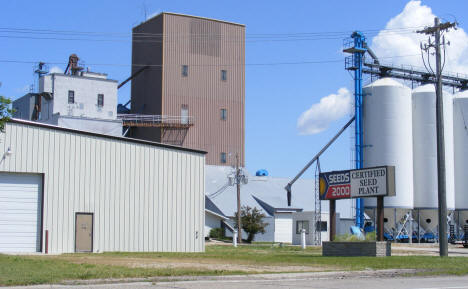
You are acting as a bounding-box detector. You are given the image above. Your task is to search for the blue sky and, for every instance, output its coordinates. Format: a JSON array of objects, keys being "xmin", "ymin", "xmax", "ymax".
[{"xmin": 1, "ymin": 0, "xmax": 467, "ymax": 179}]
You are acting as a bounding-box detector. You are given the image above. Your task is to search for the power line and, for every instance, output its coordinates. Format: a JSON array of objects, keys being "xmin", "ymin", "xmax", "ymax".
[
  {"xmin": 0, "ymin": 54, "xmax": 420, "ymax": 68},
  {"xmin": 0, "ymin": 59, "xmax": 343, "ymax": 67},
  {"xmin": 0, "ymin": 32, "xmax": 421, "ymax": 44},
  {"xmin": 0, "ymin": 25, "xmax": 426, "ymax": 37},
  {"xmin": 0, "ymin": 26, "xmax": 425, "ymax": 44}
]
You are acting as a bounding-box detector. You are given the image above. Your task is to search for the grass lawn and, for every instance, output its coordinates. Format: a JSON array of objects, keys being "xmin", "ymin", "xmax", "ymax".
[
  {"xmin": 1, "ymin": 244, "xmax": 468, "ymax": 286},
  {"xmin": 98, "ymin": 245, "xmax": 468, "ymax": 275},
  {"xmin": 0, "ymin": 253, "xmax": 245, "ymax": 286}
]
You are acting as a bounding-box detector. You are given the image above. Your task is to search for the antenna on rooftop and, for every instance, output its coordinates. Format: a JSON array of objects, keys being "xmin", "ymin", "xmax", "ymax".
[{"xmin": 142, "ymin": 1, "xmax": 148, "ymax": 20}]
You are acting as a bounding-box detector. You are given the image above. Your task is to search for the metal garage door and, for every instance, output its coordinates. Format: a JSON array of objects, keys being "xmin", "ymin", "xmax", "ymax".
[{"xmin": 0, "ymin": 173, "xmax": 42, "ymax": 253}]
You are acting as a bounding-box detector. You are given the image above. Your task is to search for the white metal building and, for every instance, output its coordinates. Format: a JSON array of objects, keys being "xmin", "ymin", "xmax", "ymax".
[
  {"xmin": 39, "ymin": 72, "xmax": 118, "ymax": 120},
  {"xmin": 204, "ymin": 196, "xmax": 231, "ymax": 238},
  {"xmin": 0, "ymin": 119, "xmax": 206, "ymax": 253},
  {"xmin": 13, "ymin": 72, "xmax": 122, "ymax": 136},
  {"xmin": 205, "ymin": 165, "xmax": 353, "ymax": 243},
  {"xmin": 292, "ymin": 211, "xmax": 335, "ymax": 245}
]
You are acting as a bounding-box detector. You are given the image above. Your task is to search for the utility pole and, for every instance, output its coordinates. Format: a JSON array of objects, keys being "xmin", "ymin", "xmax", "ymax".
[
  {"xmin": 418, "ymin": 17, "xmax": 457, "ymax": 257},
  {"xmin": 236, "ymin": 153, "xmax": 242, "ymax": 244}
]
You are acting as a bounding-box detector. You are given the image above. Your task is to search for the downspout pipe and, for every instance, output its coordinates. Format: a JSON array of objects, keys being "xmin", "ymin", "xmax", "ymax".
[
  {"xmin": 363, "ymin": 42, "xmax": 380, "ymax": 65},
  {"xmin": 285, "ymin": 116, "xmax": 355, "ymax": 206}
]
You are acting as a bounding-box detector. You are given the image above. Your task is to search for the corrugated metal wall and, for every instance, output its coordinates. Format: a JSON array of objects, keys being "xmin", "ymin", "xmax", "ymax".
[
  {"xmin": 130, "ymin": 15, "xmax": 164, "ymax": 142},
  {"xmin": 0, "ymin": 121, "xmax": 205, "ymax": 253},
  {"xmin": 162, "ymin": 14, "xmax": 245, "ymax": 166}
]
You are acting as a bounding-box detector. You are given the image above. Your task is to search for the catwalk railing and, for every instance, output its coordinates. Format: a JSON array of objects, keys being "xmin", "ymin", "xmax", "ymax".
[{"xmin": 117, "ymin": 114, "xmax": 194, "ymax": 128}]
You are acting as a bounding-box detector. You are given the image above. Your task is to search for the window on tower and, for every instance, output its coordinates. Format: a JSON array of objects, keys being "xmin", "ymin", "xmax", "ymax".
[
  {"xmin": 182, "ymin": 65, "xmax": 188, "ymax": 77},
  {"xmin": 220, "ymin": 108, "xmax": 227, "ymax": 120}
]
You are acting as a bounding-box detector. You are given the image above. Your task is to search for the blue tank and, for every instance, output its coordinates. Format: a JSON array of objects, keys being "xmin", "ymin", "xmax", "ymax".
[{"xmin": 255, "ymin": 169, "xmax": 268, "ymax": 176}]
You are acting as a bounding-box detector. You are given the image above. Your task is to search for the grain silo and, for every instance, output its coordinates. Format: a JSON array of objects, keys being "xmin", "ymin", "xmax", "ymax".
[
  {"xmin": 411, "ymin": 85, "xmax": 456, "ymax": 239},
  {"xmin": 444, "ymin": 89, "xmax": 456, "ymax": 211},
  {"xmin": 453, "ymin": 91, "xmax": 468, "ymax": 232},
  {"xmin": 412, "ymin": 84, "xmax": 438, "ymax": 210},
  {"xmin": 362, "ymin": 78, "xmax": 414, "ymax": 239}
]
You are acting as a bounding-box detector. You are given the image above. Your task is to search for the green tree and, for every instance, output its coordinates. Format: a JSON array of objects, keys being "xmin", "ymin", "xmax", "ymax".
[
  {"xmin": 0, "ymin": 96, "xmax": 14, "ymax": 132},
  {"xmin": 234, "ymin": 206, "xmax": 268, "ymax": 243}
]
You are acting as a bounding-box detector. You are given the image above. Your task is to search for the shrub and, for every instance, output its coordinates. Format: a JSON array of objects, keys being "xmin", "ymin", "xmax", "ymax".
[
  {"xmin": 365, "ymin": 231, "xmax": 376, "ymax": 241},
  {"xmin": 334, "ymin": 231, "xmax": 376, "ymax": 242},
  {"xmin": 209, "ymin": 228, "xmax": 225, "ymax": 239}
]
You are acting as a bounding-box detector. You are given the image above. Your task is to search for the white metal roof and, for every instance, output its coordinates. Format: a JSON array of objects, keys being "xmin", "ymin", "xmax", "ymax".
[{"xmin": 205, "ymin": 165, "xmax": 357, "ymax": 218}]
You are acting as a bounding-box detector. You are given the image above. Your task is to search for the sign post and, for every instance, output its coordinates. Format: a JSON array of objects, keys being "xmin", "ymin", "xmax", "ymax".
[
  {"xmin": 330, "ymin": 200, "xmax": 336, "ymax": 241},
  {"xmin": 377, "ymin": 196, "xmax": 384, "ymax": 241},
  {"xmin": 319, "ymin": 166, "xmax": 395, "ymax": 242}
]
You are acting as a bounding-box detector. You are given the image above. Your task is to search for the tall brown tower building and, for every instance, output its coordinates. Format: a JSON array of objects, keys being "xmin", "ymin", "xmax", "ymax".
[{"xmin": 130, "ymin": 13, "xmax": 245, "ymax": 166}]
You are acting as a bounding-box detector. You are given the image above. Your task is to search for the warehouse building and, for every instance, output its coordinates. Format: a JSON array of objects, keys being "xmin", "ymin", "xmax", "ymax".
[{"xmin": 0, "ymin": 119, "xmax": 206, "ymax": 253}]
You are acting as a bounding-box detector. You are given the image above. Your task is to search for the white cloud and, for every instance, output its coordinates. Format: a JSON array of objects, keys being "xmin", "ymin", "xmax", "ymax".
[
  {"xmin": 297, "ymin": 88, "xmax": 352, "ymax": 135},
  {"xmin": 49, "ymin": 66, "xmax": 63, "ymax": 74},
  {"xmin": 371, "ymin": 0, "xmax": 468, "ymax": 75},
  {"xmin": 297, "ymin": 1, "xmax": 468, "ymax": 135}
]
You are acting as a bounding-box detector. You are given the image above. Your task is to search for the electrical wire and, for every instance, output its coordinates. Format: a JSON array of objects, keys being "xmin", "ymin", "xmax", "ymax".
[
  {"xmin": 0, "ymin": 25, "xmax": 426, "ymax": 37},
  {"xmin": 427, "ymin": 46, "xmax": 435, "ymax": 75},
  {"xmin": 0, "ymin": 26, "xmax": 426, "ymax": 44},
  {"xmin": 0, "ymin": 54, "xmax": 421, "ymax": 68},
  {"xmin": 442, "ymin": 39, "xmax": 447, "ymax": 73},
  {"xmin": 0, "ymin": 59, "xmax": 343, "ymax": 67},
  {"xmin": 208, "ymin": 182, "xmax": 230, "ymax": 199},
  {"xmin": 0, "ymin": 32, "xmax": 422, "ymax": 44},
  {"xmin": 421, "ymin": 48, "xmax": 431, "ymax": 75},
  {"xmin": 0, "ymin": 29, "xmax": 365, "ymax": 38}
]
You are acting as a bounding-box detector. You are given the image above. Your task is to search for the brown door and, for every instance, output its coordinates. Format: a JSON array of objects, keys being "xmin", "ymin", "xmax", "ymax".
[{"xmin": 75, "ymin": 213, "xmax": 93, "ymax": 252}]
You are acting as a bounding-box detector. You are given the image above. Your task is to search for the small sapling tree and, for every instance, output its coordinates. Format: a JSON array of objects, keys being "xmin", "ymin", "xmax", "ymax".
[
  {"xmin": 234, "ymin": 205, "xmax": 268, "ymax": 243},
  {"xmin": 0, "ymin": 96, "xmax": 14, "ymax": 132}
]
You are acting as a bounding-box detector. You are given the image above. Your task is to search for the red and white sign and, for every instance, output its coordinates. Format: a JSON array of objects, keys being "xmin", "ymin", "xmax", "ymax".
[{"xmin": 319, "ymin": 166, "xmax": 395, "ymax": 200}]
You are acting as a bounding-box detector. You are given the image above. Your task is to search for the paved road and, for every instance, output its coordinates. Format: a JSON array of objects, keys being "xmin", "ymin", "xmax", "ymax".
[
  {"xmin": 154, "ymin": 276, "xmax": 468, "ymax": 289},
  {"xmin": 7, "ymin": 273, "xmax": 468, "ymax": 289}
]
